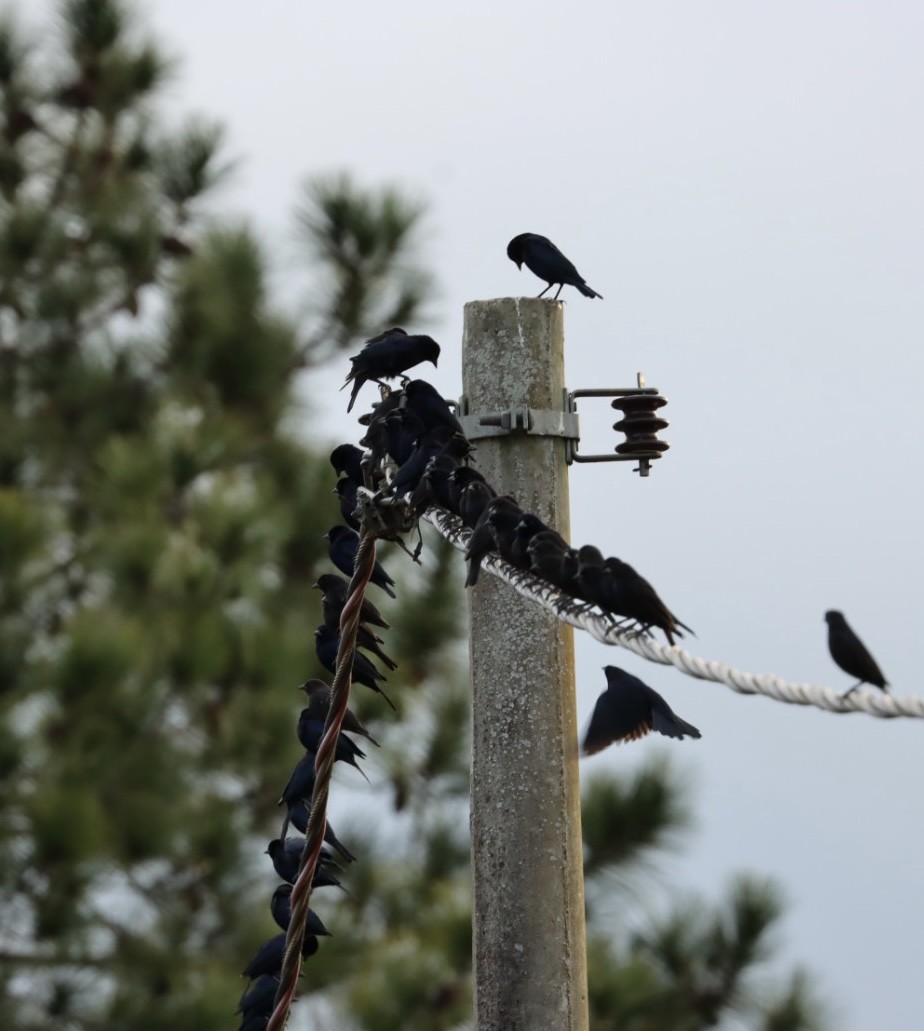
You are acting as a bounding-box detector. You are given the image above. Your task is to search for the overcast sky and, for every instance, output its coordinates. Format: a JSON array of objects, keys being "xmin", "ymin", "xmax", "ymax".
[{"xmin": 38, "ymin": 1, "xmax": 924, "ymax": 1026}]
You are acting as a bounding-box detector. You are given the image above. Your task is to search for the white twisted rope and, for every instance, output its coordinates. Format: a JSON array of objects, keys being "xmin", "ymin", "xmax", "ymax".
[{"xmin": 424, "ymin": 507, "xmax": 924, "ymax": 721}]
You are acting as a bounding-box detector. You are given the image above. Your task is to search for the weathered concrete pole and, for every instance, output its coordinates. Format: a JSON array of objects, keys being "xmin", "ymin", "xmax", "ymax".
[{"xmin": 462, "ymin": 297, "xmax": 588, "ymax": 1031}]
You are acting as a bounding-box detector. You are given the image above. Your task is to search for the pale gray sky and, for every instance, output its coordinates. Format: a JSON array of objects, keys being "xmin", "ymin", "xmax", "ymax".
[{"xmin": 46, "ymin": 1, "xmax": 924, "ymax": 1026}]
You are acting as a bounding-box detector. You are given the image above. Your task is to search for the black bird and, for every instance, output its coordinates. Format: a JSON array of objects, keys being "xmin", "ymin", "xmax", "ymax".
[
  {"xmin": 276, "ymin": 755, "xmax": 356, "ymax": 861},
  {"xmin": 526, "ymin": 532, "xmax": 581, "ymax": 600},
  {"xmin": 576, "ymin": 553, "xmax": 691, "ymax": 644},
  {"xmin": 314, "ymin": 624, "xmax": 395, "ymax": 710},
  {"xmin": 284, "ymin": 800, "xmax": 357, "ymax": 863},
  {"xmin": 238, "ymin": 1013, "xmax": 270, "ymax": 1031},
  {"xmin": 334, "ymin": 477, "xmax": 362, "ymax": 531},
  {"xmin": 238, "ymin": 975, "xmax": 279, "ymax": 1017},
  {"xmin": 266, "ymin": 838, "xmax": 344, "ymax": 888},
  {"xmin": 582, "ymin": 666, "xmax": 702, "ymax": 754},
  {"xmin": 241, "ymin": 931, "xmax": 319, "ymax": 979},
  {"xmin": 317, "ymin": 592, "xmax": 396, "ymax": 669},
  {"xmin": 604, "ymin": 557, "xmax": 693, "ymax": 644},
  {"xmin": 379, "ymin": 407, "xmax": 426, "ymax": 466},
  {"xmin": 269, "ymin": 884, "xmax": 333, "ymax": 934},
  {"xmin": 315, "ymin": 581, "xmax": 396, "ymax": 668},
  {"xmin": 389, "ymin": 426, "xmax": 472, "ymax": 499},
  {"xmin": 297, "ymin": 709, "xmax": 368, "ymax": 779},
  {"xmin": 825, "ymin": 610, "xmax": 889, "ymax": 696},
  {"xmin": 312, "ymin": 573, "xmax": 390, "ymax": 630},
  {"xmin": 299, "ymin": 679, "xmax": 380, "ymax": 746},
  {"xmin": 464, "ymin": 495, "xmax": 522, "ymax": 587},
  {"xmin": 402, "ymin": 379, "xmax": 465, "ymax": 436},
  {"xmin": 325, "ymin": 525, "xmax": 397, "ymax": 598},
  {"xmin": 330, "ymin": 443, "xmax": 365, "ymax": 484},
  {"xmin": 343, "ymin": 330, "xmax": 440, "ymax": 413},
  {"xmin": 507, "ymin": 233, "xmax": 602, "ymax": 300},
  {"xmin": 456, "ymin": 476, "xmax": 497, "ymax": 529},
  {"xmin": 313, "ymin": 585, "xmax": 396, "ymax": 672},
  {"xmin": 508, "ymin": 513, "xmax": 559, "ymax": 571},
  {"xmin": 410, "ymin": 452, "xmax": 464, "ymax": 513}
]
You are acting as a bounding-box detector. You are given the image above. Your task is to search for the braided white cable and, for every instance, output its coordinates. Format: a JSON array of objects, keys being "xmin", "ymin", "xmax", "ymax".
[{"xmin": 424, "ymin": 507, "xmax": 924, "ymax": 720}]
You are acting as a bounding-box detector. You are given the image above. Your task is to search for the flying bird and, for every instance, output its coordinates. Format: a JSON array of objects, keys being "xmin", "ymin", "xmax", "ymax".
[
  {"xmin": 507, "ymin": 232, "xmax": 602, "ymax": 300},
  {"xmin": 825, "ymin": 610, "xmax": 889, "ymax": 696},
  {"xmin": 582, "ymin": 665, "xmax": 701, "ymax": 754},
  {"xmin": 342, "ymin": 329, "xmax": 440, "ymax": 413}
]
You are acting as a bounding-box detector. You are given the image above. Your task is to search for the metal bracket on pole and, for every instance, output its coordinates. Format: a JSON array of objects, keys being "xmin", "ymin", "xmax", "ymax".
[
  {"xmin": 457, "ymin": 392, "xmax": 580, "ymax": 442},
  {"xmin": 459, "ymin": 374, "xmax": 669, "ymax": 477}
]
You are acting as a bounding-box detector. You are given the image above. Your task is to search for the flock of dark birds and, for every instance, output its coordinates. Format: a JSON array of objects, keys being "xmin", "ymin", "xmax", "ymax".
[{"xmin": 236, "ymin": 234, "xmax": 891, "ymax": 1029}]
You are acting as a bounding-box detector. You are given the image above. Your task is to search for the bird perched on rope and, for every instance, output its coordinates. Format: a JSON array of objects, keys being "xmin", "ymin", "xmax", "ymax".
[
  {"xmin": 825, "ymin": 610, "xmax": 889, "ymax": 696},
  {"xmin": 507, "ymin": 232, "xmax": 602, "ymax": 300},
  {"xmin": 269, "ymin": 884, "xmax": 332, "ymax": 935},
  {"xmin": 313, "ymin": 623, "xmax": 395, "ymax": 710},
  {"xmin": 342, "ymin": 328, "xmax": 440, "ymax": 413},
  {"xmin": 330, "ymin": 443, "xmax": 366, "ymax": 483},
  {"xmin": 582, "ymin": 665, "xmax": 701, "ymax": 754},
  {"xmin": 299, "ymin": 679, "xmax": 381, "ymax": 746},
  {"xmin": 324, "ymin": 525, "xmax": 397, "ymax": 597},
  {"xmin": 241, "ymin": 930, "xmax": 325, "ymax": 981},
  {"xmin": 312, "ymin": 572, "xmax": 390, "ymax": 630},
  {"xmin": 576, "ymin": 553, "xmax": 693, "ymax": 645},
  {"xmin": 265, "ymin": 838, "xmax": 344, "ymax": 887}
]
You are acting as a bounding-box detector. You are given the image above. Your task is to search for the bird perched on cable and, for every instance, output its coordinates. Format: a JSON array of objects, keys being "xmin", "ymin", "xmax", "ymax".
[
  {"xmin": 324, "ymin": 525, "xmax": 397, "ymax": 597},
  {"xmin": 276, "ymin": 755, "xmax": 356, "ymax": 862},
  {"xmin": 527, "ymin": 531, "xmax": 580, "ymax": 597},
  {"xmin": 269, "ymin": 884, "xmax": 333, "ymax": 934},
  {"xmin": 389, "ymin": 425, "xmax": 472, "ymax": 499},
  {"xmin": 237, "ymin": 974, "xmax": 280, "ymax": 1019},
  {"xmin": 266, "ymin": 838, "xmax": 344, "ymax": 887},
  {"xmin": 582, "ymin": 665, "xmax": 702, "ymax": 754},
  {"xmin": 330, "ymin": 443, "xmax": 366, "ymax": 484},
  {"xmin": 312, "ymin": 573, "xmax": 390, "ymax": 630},
  {"xmin": 464, "ymin": 495, "xmax": 522, "ymax": 587},
  {"xmin": 342, "ymin": 329, "xmax": 440, "ymax": 413},
  {"xmin": 314, "ymin": 623, "xmax": 395, "ymax": 710},
  {"xmin": 317, "ymin": 585, "xmax": 398, "ymax": 669},
  {"xmin": 296, "ymin": 709, "xmax": 369, "ymax": 780},
  {"xmin": 402, "ymin": 379, "xmax": 466, "ymax": 436},
  {"xmin": 576, "ymin": 553, "xmax": 692, "ymax": 645},
  {"xmin": 240, "ymin": 932, "xmax": 323, "ymax": 977},
  {"xmin": 507, "ymin": 232, "xmax": 602, "ymax": 300},
  {"xmin": 409, "ymin": 452, "xmax": 464, "ymax": 513},
  {"xmin": 299, "ymin": 679, "xmax": 381, "ymax": 746},
  {"xmin": 824, "ymin": 610, "xmax": 889, "ymax": 696},
  {"xmin": 454, "ymin": 475, "xmax": 497, "ymax": 529}
]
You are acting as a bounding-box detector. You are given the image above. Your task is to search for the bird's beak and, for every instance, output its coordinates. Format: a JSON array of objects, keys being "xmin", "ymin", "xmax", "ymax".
[{"xmin": 515, "ymin": 260, "xmax": 523, "ymax": 270}]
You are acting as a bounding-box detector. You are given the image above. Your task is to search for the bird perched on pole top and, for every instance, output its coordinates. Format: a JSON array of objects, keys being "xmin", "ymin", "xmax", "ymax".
[
  {"xmin": 506, "ymin": 232, "xmax": 602, "ymax": 300},
  {"xmin": 824, "ymin": 610, "xmax": 889, "ymax": 696}
]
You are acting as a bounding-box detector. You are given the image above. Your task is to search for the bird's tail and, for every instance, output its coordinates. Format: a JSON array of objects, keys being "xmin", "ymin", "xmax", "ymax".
[{"xmin": 577, "ymin": 282, "xmax": 603, "ymax": 299}]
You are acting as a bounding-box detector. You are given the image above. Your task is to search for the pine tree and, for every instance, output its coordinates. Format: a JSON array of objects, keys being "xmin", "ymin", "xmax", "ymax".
[{"xmin": 0, "ymin": 3, "xmax": 441, "ymax": 1027}]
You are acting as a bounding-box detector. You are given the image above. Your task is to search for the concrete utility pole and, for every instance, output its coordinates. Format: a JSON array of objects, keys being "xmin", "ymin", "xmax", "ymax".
[{"xmin": 461, "ymin": 297, "xmax": 588, "ymax": 1031}]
